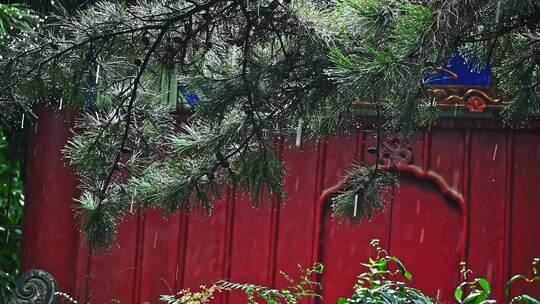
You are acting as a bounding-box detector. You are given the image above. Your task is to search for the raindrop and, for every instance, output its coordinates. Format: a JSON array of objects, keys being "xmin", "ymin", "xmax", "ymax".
[
  {"xmin": 95, "ymin": 64, "xmax": 100, "ymax": 84},
  {"xmin": 20, "ymin": 113, "xmax": 25, "ymax": 129},
  {"xmin": 295, "ymin": 118, "xmax": 303, "ymax": 148},
  {"xmin": 353, "ymin": 194, "xmax": 359, "ymax": 217},
  {"xmin": 486, "ymin": 261, "xmax": 494, "ymax": 280},
  {"xmin": 419, "ymin": 228, "xmax": 425, "ymax": 243},
  {"xmin": 492, "ymin": 144, "xmax": 498, "ymax": 160},
  {"xmin": 154, "ymin": 232, "xmax": 158, "ymax": 249}
]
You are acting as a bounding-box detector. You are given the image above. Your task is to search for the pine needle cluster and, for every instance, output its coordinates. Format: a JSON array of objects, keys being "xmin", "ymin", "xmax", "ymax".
[{"xmin": 0, "ymin": 0, "xmax": 539, "ymax": 250}]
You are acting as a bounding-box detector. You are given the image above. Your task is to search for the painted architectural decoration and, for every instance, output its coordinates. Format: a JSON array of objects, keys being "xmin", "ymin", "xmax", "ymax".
[{"xmin": 425, "ymin": 55, "xmax": 503, "ymax": 112}]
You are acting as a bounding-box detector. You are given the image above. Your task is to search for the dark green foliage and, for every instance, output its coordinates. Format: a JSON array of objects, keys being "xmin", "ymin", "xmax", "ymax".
[
  {"xmin": 75, "ymin": 191, "xmax": 122, "ymax": 253},
  {"xmin": 332, "ymin": 163, "xmax": 397, "ymax": 225},
  {"xmin": 0, "ymin": 5, "xmax": 36, "ymax": 300},
  {"xmin": 455, "ymin": 259, "xmax": 540, "ymax": 304},
  {"xmin": 0, "ymin": 4, "xmax": 39, "ymax": 39},
  {"xmin": 236, "ymin": 147, "xmax": 286, "ymax": 205},
  {"xmin": 337, "ymin": 239, "xmax": 433, "ymax": 304},
  {"xmin": 0, "ymin": 126, "xmax": 24, "ymax": 302},
  {"xmin": 1, "ymin": 0, "xmax": 540, "ymax": 250}
]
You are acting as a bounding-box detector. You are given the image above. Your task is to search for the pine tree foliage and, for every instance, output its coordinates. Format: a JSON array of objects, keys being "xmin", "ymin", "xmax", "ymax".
[
  {"xmin": 0, "ymin": 4, "xmax": 40, "ymax": 40},
  {"xmin": 1, "ymin": 0, "xmax": 540, "ymax": 250},
  {"xmin": 332, "ymin": 163, "xmax": 397, "ymax": 225}
]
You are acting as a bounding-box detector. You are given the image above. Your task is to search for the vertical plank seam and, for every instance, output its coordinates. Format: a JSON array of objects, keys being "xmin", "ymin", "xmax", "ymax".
[
  {"xmin": 218, "ymin": 189, "xmax": 231, "ymax": 304},
  {"xmin": 385, "ymin": 130, "xmax": 398, "ymax": 253},
  {"xmin": 132, "ymin": 209, "xmax": 147, "ymax": 304},
  {"xmin": 179, "ymin": 213, "xmax": 190, "ymax": 289},
  {"xmin": 311, "ymin": 140, "xmax": 327, "ymax": 265},
  {"xmin": 174, "ymin": 212, "xmax": 190, "ymax": 291},
  {"xmin": 266, "ymin": 139, "xmax": 285, "ymax": 287},
  {"xmin": 223, "ymin": 190, "xmax": 236, "ymax": 304},
  {"xmin": 267, "ymin": 202, "xmax": 281, "ymax": 287},
  {"xmin": 83, "ymin": 249, "xmax": 92, "ymax": 303},
  {"xmin": 310, "ymin": 139, "xmax": 327, "ymax": 304},
  {"xmin": 387, "ymin": 186, "xmax": 396, "ymax": 254},
  {"xmin": 73, "ymin": 225, "xmax": 81, "ymax": 300},
  {"xmin": 173, "ymin": 214, "xmax": 183, "ymax": 292},
  {"xmin": 502, "ymin": 131, "xmax": 515, "ymax": 301},
  {"xmin": 463, "ymin": 130, "xmax": 472, "ymax": 263}
]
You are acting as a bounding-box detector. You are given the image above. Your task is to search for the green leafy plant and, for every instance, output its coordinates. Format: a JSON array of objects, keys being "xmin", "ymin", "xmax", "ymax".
[
  {"xmin": 161, "ymin": 263, "xmax": 324, "ymax": 304},
  {"xmin": 455, "ymin": 258, "xmax": 540, "ymax": 304},
  {"xmin": 337, "ymin": 239, "xmax": 433, "ymax": 304},
  {"xmin": 160, "ymin": 284, "xmax": 226, "ymax": 304},
  {"xmin": 0, "ymin": 125, "xmax": 25, "ymax": 302},
  {"xmin": 47, "ymin": 242, "xmax": 540, "ymax": 304},
  {"xmin": 454, "ymin": 262, "xmax": 495, "ymax": 304}
]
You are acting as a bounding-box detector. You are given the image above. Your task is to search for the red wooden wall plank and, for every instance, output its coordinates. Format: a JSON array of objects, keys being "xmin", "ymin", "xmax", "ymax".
[
  {"xmin": 22, "ymin": 106, "xmax": 80, "ymax": 295},
  {"xmin": 319, "ymin": 133, "xmax": 393, "ymax": 304},
  {"xmin": 85, "ymin": 213, "xmax": 140, "ymax": 303},
  {"xmin": 388, "ymin": 132, "xmax": 425, "ymax": 255},
  {"xmin": 174, "ymin": 212, "xmax": 190, "ymax": 292},
  {"xmin": 74, "ymin": 236, "xmax": 90, "ymax": 302},
  {"xmin": 510, "ymin": 132, "xmax": 540, "ymax": 298},
  {"xmin": 182, "ymin": 199, "xmax": 229, "ymax": 289},
  {"xmin": 467, "ymin": 131, "xmax": 507, "ymax": 301},
  {"xmin": 139, "ymin": 210, "xmax": 182, "ymax": 303},
  {"xmin": 430, "ymin": 130, "xmax": 465, "ymax": 193},
  {"xmin": 22, "ymin": 114, "xmax": 540, "ymax": 303},
  {"xmin": 227, "ymin": 195, "xmax": 274, "ymax": 303},
  {"xmin": 273, "ymin": 142, "xmax": 319, "ymax": 288},
  {"xmin": 390, "ymin": 177, "xmax": 462, "ymax": 302},
  {"xmin": 389, "ymin": 131, "xmax": 463, "ymax": 302}
]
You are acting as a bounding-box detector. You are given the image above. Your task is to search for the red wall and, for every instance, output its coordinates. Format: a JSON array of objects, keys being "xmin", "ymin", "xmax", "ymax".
[{"xmin": 22, "ymin": 113, "xmax": 540, "ymax": 303}]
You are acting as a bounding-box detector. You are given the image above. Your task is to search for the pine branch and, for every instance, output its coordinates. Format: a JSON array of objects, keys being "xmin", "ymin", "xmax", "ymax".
[
  {"xmin": 3, "ymin": 0, "xmax": 540, "ymax": 250},
  {"xmin": 99, "ymin": 18, "xmax": 174, "ymax": 200}
]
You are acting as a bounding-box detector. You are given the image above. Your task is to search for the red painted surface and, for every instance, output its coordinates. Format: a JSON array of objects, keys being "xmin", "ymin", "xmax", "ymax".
[
  {"xmin": 22, "ymin": 113, "xmax": 540, "ymax": 303},
  {"xmin": 22, "ymin": 106, "xmax": 80, "ymax": 294}
]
